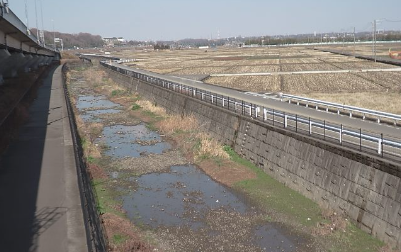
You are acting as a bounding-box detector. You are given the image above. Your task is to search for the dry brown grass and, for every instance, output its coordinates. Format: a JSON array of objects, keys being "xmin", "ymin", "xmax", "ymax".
[
  {"xmin": 136, "ymin": 100, "xmax": 167, "ymax": 116},
  {"xmin": 379, "ymin": 244, "xmax": 401, "ymax": 252},
  {"xmin": 158, "ymin": 114, "xmax": 197, "ymax": 134},
  {"xmin": 197, "ymin": 132, "xmax": 230, "ymax": 160},
  {"xmin": 313, "ymin": 207, "xmax": 347, "ymax": 236},
  {"xmin": 158, "ymin": 114, "xmax": 229, "ymax": 160},
  {"xmin": 75, "ymin": 116, "xmax": 102, "ymax": 159}
]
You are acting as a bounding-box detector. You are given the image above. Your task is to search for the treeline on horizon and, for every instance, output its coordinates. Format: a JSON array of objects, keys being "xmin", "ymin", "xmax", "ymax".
[
  {"xmin": 29, "ymin": 29, "xmax": 401, "ymax": 49},
  {"xmin": 30, "ymin": 28, "xmax": 104, "ymax": 49}
]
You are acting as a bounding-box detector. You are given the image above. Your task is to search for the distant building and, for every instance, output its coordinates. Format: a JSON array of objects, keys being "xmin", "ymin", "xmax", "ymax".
[{"xmin": 102, "ymin": 37, "xmax": 126, "ymax": 47}]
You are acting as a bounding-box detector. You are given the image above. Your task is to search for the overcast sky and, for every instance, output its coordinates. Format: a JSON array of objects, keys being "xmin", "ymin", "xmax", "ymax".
[{"xmin": 10, "ymin": 0, "xmax": 401, "ymax": 41}]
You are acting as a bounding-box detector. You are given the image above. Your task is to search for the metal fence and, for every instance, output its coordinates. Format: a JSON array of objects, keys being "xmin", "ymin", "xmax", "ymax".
[
  {"xmin": 101, "ymin": 61, "xmax": 401, "ymax": 162},
  {"xmin": 62, "ymin": 64, "xmax": 108, "ymax": 251}
]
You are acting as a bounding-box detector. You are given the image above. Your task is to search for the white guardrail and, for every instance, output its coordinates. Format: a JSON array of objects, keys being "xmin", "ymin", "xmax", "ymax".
[
  {"xmin": 244, "ymin": 92, "xmax": 401, "ymax": 125},
  {"xmin": 99, "ymin": 60, "xmax": 401, "ymax": 161}
]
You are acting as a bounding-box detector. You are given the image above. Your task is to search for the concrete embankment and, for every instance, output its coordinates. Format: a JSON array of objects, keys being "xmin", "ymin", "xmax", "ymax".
[{"xmin": 102, "ymin": 66, "xmax": 401, "ymax": 248}]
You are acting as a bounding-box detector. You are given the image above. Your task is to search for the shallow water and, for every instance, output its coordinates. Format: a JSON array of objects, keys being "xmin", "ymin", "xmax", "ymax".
[
  {"xmin": 80, "ymin": 108, "xmax": 121, "ymax": 122},
  {"xmin": 76, "ymin": 95, "xmax": 121, "ymax": 110},
  {"xmin": 122, "ymin": 165, "xmax": 248, "ymax": 229},
  {"xmin": 99, "ymin": 124, "xmax": 171, "ymax": 158}
]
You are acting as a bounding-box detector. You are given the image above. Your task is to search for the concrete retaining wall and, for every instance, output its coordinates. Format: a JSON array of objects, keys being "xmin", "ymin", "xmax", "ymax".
[{"xmin": 104, "ymin": 67, "xmax": 401, "ymax": 248}]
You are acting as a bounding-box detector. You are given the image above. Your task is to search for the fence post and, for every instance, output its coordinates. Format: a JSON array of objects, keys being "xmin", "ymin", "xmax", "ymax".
[
  {"xmin": 284, "ymin": 114, "xmax": 288, "ymax": 128},
  {"xmin": 273, "ymin": 109, "xmax": 275, "ymax": 126},
  {"xmin": 263, "ymin": 108, "xmax": 266, "ymax": 121}
]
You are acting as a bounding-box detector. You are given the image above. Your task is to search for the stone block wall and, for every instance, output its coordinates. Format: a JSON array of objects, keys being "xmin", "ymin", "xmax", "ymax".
[{"xmin": 103, "ymin": 67, "xmax": 401, "ymax": 248}]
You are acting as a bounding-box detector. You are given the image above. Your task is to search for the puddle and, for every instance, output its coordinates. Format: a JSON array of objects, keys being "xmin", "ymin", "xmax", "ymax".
[
  {"xmin": 255, "ymin": 224, "xmax": 300, "ymax": 252},
  {"xmin": 80, "ymin": 109, "xmax": 121, "ymax": 122},
  {"xmin": 122, "ymin": 165, "xmax": 248, "ymax": 229},
  {"xmin": 76, "ymin": 95, "xmax": 121, "ymax": 110},
  {"xmin": 98, "ymin": 124, "xmax": 171, "ymax": 158}
]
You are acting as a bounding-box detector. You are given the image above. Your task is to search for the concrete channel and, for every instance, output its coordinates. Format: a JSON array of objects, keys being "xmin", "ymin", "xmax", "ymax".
[{"xmin": 68, "ymin": 63, "xmax": 313, "ymax": 251}]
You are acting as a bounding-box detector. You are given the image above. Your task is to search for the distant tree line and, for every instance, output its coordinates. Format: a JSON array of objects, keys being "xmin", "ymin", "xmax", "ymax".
[
  {"xmin": 154, "ymin": 44, "xmax": 170, "ymax": 50},
  {"xmin": 30, "ymin": 29, "xmax": 104, "ymax": 49}
]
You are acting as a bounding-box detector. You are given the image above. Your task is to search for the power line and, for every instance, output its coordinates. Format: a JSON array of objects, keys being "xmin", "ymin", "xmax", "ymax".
[{"xmin": 382, "ymin": 18, "xmax": 401, "ymax": 23}]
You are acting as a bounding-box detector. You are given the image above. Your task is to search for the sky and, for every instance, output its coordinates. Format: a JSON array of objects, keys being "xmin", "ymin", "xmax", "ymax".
[{"xmin": 9, "ymin": 0, "xmax": 401, "ymax": 41}]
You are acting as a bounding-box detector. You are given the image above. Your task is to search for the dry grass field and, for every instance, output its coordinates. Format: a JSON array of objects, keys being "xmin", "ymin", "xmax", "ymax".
[{"xmin": 110, "ymin": 45, "xmax": 401, "ymax": 114}]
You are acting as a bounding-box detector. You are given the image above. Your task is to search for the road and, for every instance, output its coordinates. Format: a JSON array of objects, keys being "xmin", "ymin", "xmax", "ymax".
[
  {"xmin": 112, "ymin": 62, "xmax": 401, "ymax": 139},
  {"xmin": 0, "ymin": 65, "xmax": 88, "ymax": 252}
]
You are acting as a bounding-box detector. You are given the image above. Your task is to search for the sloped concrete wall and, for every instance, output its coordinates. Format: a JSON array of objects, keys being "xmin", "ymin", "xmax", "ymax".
[{"xmin": 104, "ymin": 67, "xmax": 401, "ymax": 248}]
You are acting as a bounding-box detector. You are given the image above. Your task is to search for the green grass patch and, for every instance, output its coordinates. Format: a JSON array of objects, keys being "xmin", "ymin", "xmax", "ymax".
[
  {"xmin": 142, "ymin": 110, "xmax": 158, "ymax": 118},
  {"xmin": 92, "ymin": 179, "xmax": 124, "ymax": 217},
  {"xmin": 224, "ymin": 146, "xmax": 323, "ymax": 226},
  {"xmin": 131, "ymin": 103, "xmax": 141, "ymax": 110},
  {"xmin": 111, "ymin": 89, "xmax": 126, "ymax": 97},
  {"xmin": 87, "ymin": 156, "xmax": 99, "ymax": 164},
  {"xmin": 112, "ymin": 234, "xmax": 129, "ymax": 245},
  {"xmin": 224, "ymin": 146, "xmax": 385, "ymax": 252},
  {"xmin": 324, "ymin": 222, "xmax": 384, "ymax": 252}
]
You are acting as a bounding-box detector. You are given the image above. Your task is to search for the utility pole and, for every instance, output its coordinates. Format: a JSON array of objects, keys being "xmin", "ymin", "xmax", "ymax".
[
  {"xmin": 34, "ymin": 0, "xmax": 39, "ymax": 43},
  {"xmin": 342, "ymin": 31, "xmax": 345, "ymax": 51},
  {"xmin": 40, "ymin": 0, "xmax": 45, "ymax": 46},
  {"xmin": 52, "ymin": 19, "xmax": 55, "ymax": 50},
  {"xmin": 353, "ymin": 27, "xmax": 356, "ymax": 56},
  {"xmin": 372, "ymin": 19, "xmax": 377, "ymax": 62}
]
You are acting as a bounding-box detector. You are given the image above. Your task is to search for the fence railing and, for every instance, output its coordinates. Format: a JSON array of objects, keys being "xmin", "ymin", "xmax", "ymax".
[
  {"xmin": 279, "ymin": 93, "xmax": 401, "ymax": 125},
  {"xmin": 100, "ymin": 60, "xmax": 401, "ymax": 162},
  {"xmin": 62, "ymin": 64, "xmax": 108, "ymax": 251}
]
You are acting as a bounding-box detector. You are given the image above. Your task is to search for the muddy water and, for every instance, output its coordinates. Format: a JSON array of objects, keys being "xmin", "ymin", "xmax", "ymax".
[
  {"xmin": 98, "ymin": 124, "xmax": 171, "ymax": 158},
  {"xmin": 76, "ymin": 95, "xmax": 121, "ymax": 122},
  {"xmin": 75, "ymin": 92, "xmax": 304, "ymax": 251},
  {"xmin": 122, "ymin": 165, "xmax": 247, "ymax": 228}
]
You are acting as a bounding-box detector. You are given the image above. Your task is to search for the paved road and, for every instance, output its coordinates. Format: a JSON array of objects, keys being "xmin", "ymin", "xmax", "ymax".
[
  {"xmin": 0, "ymin": 65, "xmax": 88, "ymax": 252},
  {"xmin": 113, "ymin": 62, "xmax": 401, "ymax": 139}
]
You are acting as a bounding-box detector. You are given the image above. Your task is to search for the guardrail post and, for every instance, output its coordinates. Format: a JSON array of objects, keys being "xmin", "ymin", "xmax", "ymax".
[
  {"xmin": 228, "ymin": 97, "xmax": 230, "ymax": 110},
  {"xmin": 263, "ymin": 108, "xmax": 266, "ymax": 121},
  {"xmin": 256, "ymin": 107, "xmax": 260, "ymax": 118},
  {"xmin": 284, "ymin": 114, "xmax": 288, "ymax": 128},
  {"xmin": 350, "ymin": 111, "xmax": 352, "ymax": 118},
  {"xmin": 324, "ymin": 120, "xmax": 326, "ymax": 139},
  {"xmin": 222, "ymin": 98, "xmax": 225, "ymax": 107},
  {"xmin": 359, "ymin": 128, "xmax": 362, "ymax": 150},
  {"xmin": 211, "ymin": 95, "xmax": 214, "ymax": 104},
  {"xmin": 273, "ymin": 109, "xmax": 275, "ymax": 126},
  {"xmin": 249, "ymin": 104, "xmax": 252, "ymax": 116},
  {"xmin": 242, "ymin": 101, "xmax": 244, "ymax": 115},
  {"xmin": 215, "ymin": 94, "xmax": 218, "ymax": 106},
  {"xmin": 309, "ymin": 117, "xmax": 312, "ymax": 135},
  {"xmin": 378, "ymin": 136, "xmax": 382, "ymax": 155},
  {"xmin": 339, "ymin": 124, "xmax": 343, "ymax": 144},
  {"xmin": 296, "ymin": 114, "xmax": 298, "ymax": 132},
  {"xmin": 377, "ymin": 118, "xmax": 381, "ymax": 124},
  {"xmin": 201, "ymin": 92, "xmax": 204, "ymax": 100}
]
